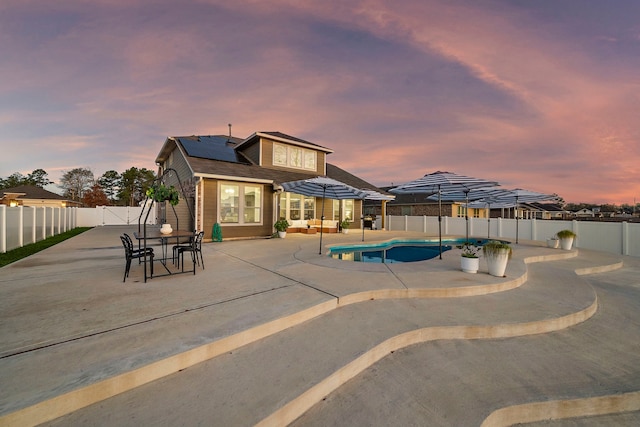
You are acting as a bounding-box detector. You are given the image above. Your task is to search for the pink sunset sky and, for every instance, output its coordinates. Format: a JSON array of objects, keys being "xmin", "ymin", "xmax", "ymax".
[{"xmin": 1, "ymin": 0, "xmax": 639, "ymax": 204}]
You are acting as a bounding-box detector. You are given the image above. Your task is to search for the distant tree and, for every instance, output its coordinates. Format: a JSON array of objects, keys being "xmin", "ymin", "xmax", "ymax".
[
  {"xmin": 0, "ymin": 172, "xmax": 27, "ymax": 189},
  {"xmin": 600, "ymin": 204, "xmax": 617, "ymax": 213},
  {"xmin": 82, "ymin": 183, "xmax": 109, "ymax": 207},
  {"xmin": 98, "ymin": 170, "xmax": 121, "ymax": 203},
  {"xmin": 119, "ymin": 167, "xmax": 155, "ymax": 206},
  {"xmin": 0, "ymin": 169, "xmax": 53, "ymax": 189},
  {"xmin": 26, "ymin": 169, "xmax": 53, "ymax": 188},
  {"xmin": 59, "ymin": 167, "xmax": 95, "ymax": 202}
]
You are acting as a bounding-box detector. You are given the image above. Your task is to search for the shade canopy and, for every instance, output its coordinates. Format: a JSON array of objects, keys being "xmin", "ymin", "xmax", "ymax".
[
  {"xmin": 427, "ymin": 187, "xmax": 506, "ymax": 203},
  {"xmin": 466, "ymin": 188, "xmax": 559, "ymax": 242},
  {"xmin": 361, "ymin": 189, "xmax": 395, "ymax": 201},
  {"xmin": 281, "ymin": 176, "xmax": 369, "ymax": 200},
  {"xmin": 391, "ymin": 171, "xmax": 500, "ymax": 255},
  {"xmin": 281, "ymin": 176, "xmax": 370, "ymax": 254},
  {"xmin": 390, "ymin": 171, "xmax": 499, "ymax": 195}
]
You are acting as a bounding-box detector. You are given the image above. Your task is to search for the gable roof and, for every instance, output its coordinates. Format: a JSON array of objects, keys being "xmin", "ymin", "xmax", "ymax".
[
  {"xmin": 235, "ymin": 131, "xmax": 334, "ymax": 153},
  {"xmin": 1, "ymin": 185, "xmax": 66, "ymax": 200},
  {"xmin": 161, "ymin": 133, "xmax": 387, "ymax": 194}
]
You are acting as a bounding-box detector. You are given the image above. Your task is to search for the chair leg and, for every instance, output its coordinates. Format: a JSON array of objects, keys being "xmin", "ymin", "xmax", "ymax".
[
  {"xmin": 124, "ymin": 258, "xmax": 132, "ymax": 282},
  {"xmin": 199, "ymin": 251, "xmax": 204, "ymax": 269}
]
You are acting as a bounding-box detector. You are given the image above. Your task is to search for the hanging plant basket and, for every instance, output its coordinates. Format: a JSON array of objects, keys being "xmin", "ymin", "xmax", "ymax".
[{"xmin": 146, "ymin": 184, "xmax": 180, "ymax": 206}]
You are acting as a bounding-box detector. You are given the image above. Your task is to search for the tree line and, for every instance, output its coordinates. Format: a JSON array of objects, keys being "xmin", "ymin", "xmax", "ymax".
[{"xmin": 0, "ymin": 167, "xmax": 156, "ymax": 207}]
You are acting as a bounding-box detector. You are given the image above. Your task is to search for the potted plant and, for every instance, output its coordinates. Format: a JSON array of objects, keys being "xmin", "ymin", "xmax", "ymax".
[
  {"xmin": 547, "ymin": 235, "xmax": 559, "ymax": 248},
  {"xmin": 274, "ymin": 219, "xmax": 290, "ymax": 238},
  {"xmin": 340, "ymin": 219, "xmax": 350, "ymax": 234},
  {"xmin": 146, "ymin": 183, "xmax": 180, "ymax": 206},
  {"xmin": 557, "ymin": 229, "xmax": 576, "ymax": 250},
  {"xmin": 458, "ymin": 242, "xmax": 481, "ymax": 273},
  {"xmin": 483, "ymin": 240, "xmax": 512, "ymax": 277}
]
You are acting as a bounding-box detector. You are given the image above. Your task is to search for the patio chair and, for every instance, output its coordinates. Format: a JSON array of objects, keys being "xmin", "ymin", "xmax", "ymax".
[
  {"xmin": 172, "ymin": 233, "xmax": 195, "ymax": 267},
  {"xmin": 120, "ymin": 234, "xmax": 154, "ymax": 282},
  {"xmin": 175, "ymin": 231, "xmax": 205, "ymax": 272}
]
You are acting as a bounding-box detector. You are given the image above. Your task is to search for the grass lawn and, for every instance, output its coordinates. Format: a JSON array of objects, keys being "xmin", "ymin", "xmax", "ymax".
[{"xmin": 0, "ymin": 227, "xmax": 92, "ymax": 268}]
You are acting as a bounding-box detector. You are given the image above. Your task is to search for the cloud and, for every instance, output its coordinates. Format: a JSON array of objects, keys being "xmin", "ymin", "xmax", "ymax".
[{"xmin": 1, "ymin": 0, "xmax": 639, "ymax": 204}]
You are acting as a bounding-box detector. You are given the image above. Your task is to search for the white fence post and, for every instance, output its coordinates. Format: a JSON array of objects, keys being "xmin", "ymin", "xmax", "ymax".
[
  {"xmin": 31, "ymin": 207, "xmax": 37, "ymax": 244},
  {"xmin": 0, "ymin": 205, "xmax": 5, "ymax": 253},
  {"xmin": 50, "ymin": 207, "xmax": 55, "ymax": 236},
  {"xmin": 531, "ymin": 217, "xmax": 537, "ymax": 241},
  {"xmin": 18, "ymin": 206, "xmax": 24, "ymax": 248},
  {"xmin": 423, "ymin": 215, "xmax": 427, "ymax": 233},
  {"xmin": 623, "ymin": 221, "xmax": 629, "ymax": 256},
  {"xmin": 41, "ymin": 207, "xmax": 46, "ymax": 241}
]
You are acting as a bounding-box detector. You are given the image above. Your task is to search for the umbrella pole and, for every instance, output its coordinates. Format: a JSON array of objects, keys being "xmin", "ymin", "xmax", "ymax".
[
  {"xmin": 515, "ymin": 196, "xmax": 519, "ymax": 244},
  {"xmin": 487, "ymin": 204, "xmax": 491, "ymax": 239},
  {"xmin": 438, "ymin": 187, "xmax": 442, "ymax": 260},
  {"xmin": 319, "ymin": 187, "xmax": 326, "ymax": 255},
  {"xmin": 465, "ymin": 191, "xmax": 470, "ymax": 243}
]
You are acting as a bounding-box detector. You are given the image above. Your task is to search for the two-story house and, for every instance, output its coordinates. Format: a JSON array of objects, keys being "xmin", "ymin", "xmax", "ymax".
[{"xmin": 154, "ymin": 131, "xmax": 389, "ymax": 239}]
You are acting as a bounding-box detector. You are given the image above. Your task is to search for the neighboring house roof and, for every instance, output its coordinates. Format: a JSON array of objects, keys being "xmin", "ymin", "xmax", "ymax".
[
  {"xmin": 1, "ymin": 185, "xmax": 66, "ymax": 200},
  {"xmin": 369, "ymin": 188, "xmax": 439, "ymax": 206},
  {"xmin": 527, "ymin": 202, "xmax": 566, "ymax": 212}
]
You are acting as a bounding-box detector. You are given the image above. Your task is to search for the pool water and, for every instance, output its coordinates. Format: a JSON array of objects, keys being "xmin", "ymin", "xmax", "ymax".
[{"xmin": 329, "ymin": 239, "xmax": 489, "ymax": 263}]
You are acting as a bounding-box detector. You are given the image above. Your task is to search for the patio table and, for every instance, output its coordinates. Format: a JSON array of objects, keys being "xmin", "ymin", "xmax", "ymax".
[{"xmin": 133, "ymin": 229, "xmax": 196, "ymax": 282}]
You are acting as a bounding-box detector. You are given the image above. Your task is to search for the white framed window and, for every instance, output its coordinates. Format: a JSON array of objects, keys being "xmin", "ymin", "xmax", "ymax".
[
  {"xmin": 304, "ymin": 150, "xmax": 316, "ymax": 170},
  {"xmin": 332, "ymin": 199, "xmax": 354, "ymax": 221},
  {"xmin": 220, "ymin": 183, "xmax": 262, "ymax": 224},
  {"xmin": 279, "ymin": 192, "xmax": 315, "ymax": 221},
  {"xmin": 273, "ymin": 143, "xmax": 317, "ymax": 171},
  {"xmin": 273, "ymin": 144, "xmax": 287, "ymax": 166}
]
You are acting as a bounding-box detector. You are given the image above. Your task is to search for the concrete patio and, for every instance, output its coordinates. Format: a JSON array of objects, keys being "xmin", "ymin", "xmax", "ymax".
[{"xmin": 1, "ymin": 225, "xmax": 639, "ymax": 426}]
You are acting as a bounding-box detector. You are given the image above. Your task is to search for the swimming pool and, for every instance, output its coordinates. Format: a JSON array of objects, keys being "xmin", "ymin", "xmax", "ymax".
[{"xmin": 329, "ymin": 238, "xmax": 491, "ymax": 263}]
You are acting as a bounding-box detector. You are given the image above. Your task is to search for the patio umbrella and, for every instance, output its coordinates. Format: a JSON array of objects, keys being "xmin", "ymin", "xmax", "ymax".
[
  {"xmin": 359, "ymin": 189, "xmax": 395, "ymax": 241},
  {"xmin": 390, "ymin": 171, "xmax": 499, "ymax": 259},
  {"xmin": 466, "ymin": 198, "xmax": 515, "ymax": 239},
  {"xmin": 281, "ymin": 177, "xmax": 369, "ymax": 254},
  {"xmin": 488, "ymin": 188, "xmax": 559, "ymax": 243},
  {"xmin": 428, "ymin": 187, "xmax": 507, "ymax": 240}
]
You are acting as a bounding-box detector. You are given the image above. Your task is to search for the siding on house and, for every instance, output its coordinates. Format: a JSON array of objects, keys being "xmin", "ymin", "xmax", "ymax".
[
  {"xmin": 242, "ymin": 139, "xmax": 261, "ymax": 165},
  {"xmin": 154, "ymin": 132, "xmax": 390, "ymax": 240}
]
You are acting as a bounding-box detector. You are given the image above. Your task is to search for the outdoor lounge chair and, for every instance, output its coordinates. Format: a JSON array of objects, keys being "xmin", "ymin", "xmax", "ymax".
[
  {"xmin": 120, "ymin": 234, "xmax": 154, "ymax": 282},
  {"xmin": 175, "ymin": 231, "xmax": 204, "ymax": 272}
]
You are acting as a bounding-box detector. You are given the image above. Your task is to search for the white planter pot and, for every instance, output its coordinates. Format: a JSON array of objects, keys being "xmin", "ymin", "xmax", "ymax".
[
  {"xmin": 160, "ymin": 223, "xmax": 173, "ymax": 234},
  {"xmin": 486, "ymin": 251, "xmax": 510, "ymax": 277},
  {"xmin": 547, "ymin": 239, "xmax": 559, "ymax": 249},
  {"xmin": 277, "ymin": 231, "xmax": 287, "ymax": 238},
  {"xmin": 342, "ymin": 229, "xmax": 349, "ymax": 234},
  {"xmin": 461, "ymin": 256, "xmax": 479, "ymax": 274},
  {"xmin": 560, "ymin": 237, "xmax": 574, "ymax": 250}
]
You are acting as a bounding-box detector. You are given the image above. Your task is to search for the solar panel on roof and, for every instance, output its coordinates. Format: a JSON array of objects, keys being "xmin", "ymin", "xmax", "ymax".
[{"xmin": 178, "ymin": 136, "xmax": 239, "ymax": 163}]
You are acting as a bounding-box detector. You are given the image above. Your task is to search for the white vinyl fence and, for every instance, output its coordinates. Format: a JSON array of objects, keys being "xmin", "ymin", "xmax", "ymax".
[
  {"xmin": 383, "ymin": 215, "xmax": 640, "ymax": 257},
  {"xmin": 0, "ymin": 205, "xmax": 77, "ymax": 253},
  {"xmin": 0, "ymin": 206, "xmax": 155, "ymax": 253},
  {"xmin": 76, "ymin": 206, "xmax": 156, "ymax": 228}
]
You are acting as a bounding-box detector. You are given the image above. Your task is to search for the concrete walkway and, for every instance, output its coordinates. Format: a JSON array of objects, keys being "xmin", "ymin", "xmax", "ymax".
[{"xmin": 1, "ymin": 226, "xmax": 639, "ymax": 426}]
